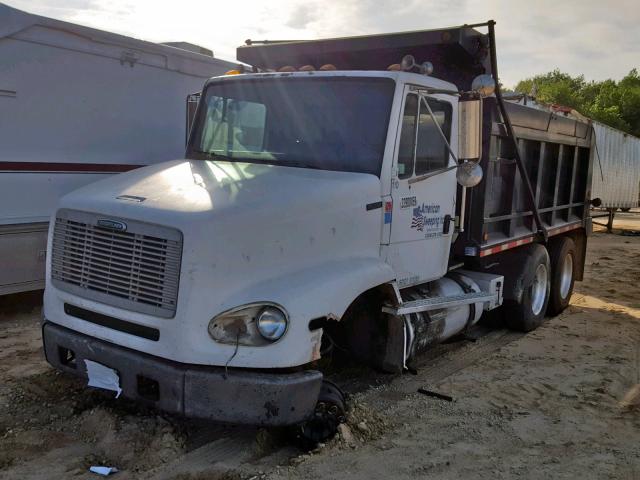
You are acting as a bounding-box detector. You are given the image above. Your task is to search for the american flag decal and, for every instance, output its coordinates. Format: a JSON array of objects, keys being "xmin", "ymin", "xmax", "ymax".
[{"xmin": 411, "ymin": 208, "xmax": 425, "ymax": 231}]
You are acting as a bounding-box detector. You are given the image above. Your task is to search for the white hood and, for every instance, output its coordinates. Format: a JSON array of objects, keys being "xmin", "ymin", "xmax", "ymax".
[
  {"xmin": 58, "ymin": 161, "xmax": 384, "ymax": 256},
  {"xmin": 49, "ymin": 160, "xmax": 389, "ymax": 367}
]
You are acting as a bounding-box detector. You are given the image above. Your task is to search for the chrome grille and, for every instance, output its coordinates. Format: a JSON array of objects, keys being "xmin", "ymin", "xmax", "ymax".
[{"xmin": 51, "ymin": 209, "xmax": 182, "ymax": 318}]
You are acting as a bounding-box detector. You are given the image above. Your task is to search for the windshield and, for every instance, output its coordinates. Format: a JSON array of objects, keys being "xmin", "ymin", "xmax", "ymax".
[{"xmin": 187, "ymin": 76, "xmax": 395, "ymax": 176}]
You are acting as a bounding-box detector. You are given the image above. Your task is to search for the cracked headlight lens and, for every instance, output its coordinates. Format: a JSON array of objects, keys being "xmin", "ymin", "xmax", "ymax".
[{"xmin": 208, "ymin": 303, "xmax": 288, "ymax": 346}]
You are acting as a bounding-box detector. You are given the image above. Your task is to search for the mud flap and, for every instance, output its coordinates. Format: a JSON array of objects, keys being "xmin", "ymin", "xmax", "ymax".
[{"xmin": 379, "ymin": 314, "xmax": 405, "ymax": 373}]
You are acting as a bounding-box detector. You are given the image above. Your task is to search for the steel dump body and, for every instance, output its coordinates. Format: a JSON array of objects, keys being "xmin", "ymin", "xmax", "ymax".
[{"xmin": 454, "ymin": 99, "xmax": 593, "ymax": 258}]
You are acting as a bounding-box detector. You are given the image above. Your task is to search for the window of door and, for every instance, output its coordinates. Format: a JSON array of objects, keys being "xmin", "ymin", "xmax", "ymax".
[{"xmin": 397, "ymin": 94, "xmax": 452, "ymax": 178}]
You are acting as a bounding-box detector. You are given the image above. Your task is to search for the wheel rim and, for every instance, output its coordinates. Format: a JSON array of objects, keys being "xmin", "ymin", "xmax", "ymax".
[
  {"xmin": 559, "ymin": 253, "xmax": 573, "ymax": 299},
  {"xmin": 531, "ymin": 263, "xmax": 548, "ymax": 316},
  {"xmin": 299, "ymin": 381, "xmax": 346, "ymax": 445}
]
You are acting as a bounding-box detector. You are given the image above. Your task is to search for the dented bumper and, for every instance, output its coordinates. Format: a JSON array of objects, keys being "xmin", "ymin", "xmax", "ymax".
[{"xmin": 42, "ymin": 322, "xmax": 323, "ymax": 426}]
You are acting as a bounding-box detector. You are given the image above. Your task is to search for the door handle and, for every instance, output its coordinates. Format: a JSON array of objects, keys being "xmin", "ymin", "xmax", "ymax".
[{"xmin": 443, "ymin": 214, "xmax": 453, "ymax": 234}]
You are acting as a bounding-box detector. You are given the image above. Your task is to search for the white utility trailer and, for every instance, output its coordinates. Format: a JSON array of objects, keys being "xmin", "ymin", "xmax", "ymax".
[
  {"xmin": 591, "ymin": 121, "xmax": 640, "ymax": 211},
  {"xmin": 0, "ymin": 4, "xmax": 236, "ymax": 295}
]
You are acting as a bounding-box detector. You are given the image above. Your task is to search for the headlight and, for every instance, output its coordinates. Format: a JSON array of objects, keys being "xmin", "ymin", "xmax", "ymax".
[
  {"xmin": 256, "ymin": 307, "xmax": 288, "ymax": 341},
  {"xmin": 208, "ymin": 303, "xmax": 288, "ymax": 346}
]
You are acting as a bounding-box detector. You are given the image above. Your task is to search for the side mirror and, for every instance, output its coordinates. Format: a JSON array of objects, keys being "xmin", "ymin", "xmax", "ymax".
[
  {"xmin": 471, "ymin": 74, "xmax": 496, "ymax": 98},
  {"xmin": 186, "ymin": 92, "xmax": 201, "ymax": 145},
  {"xmin": 456, "ymin": 161, "xmax": 483, "ymax": 188},
  {"xmin": 458, "ymin": 99, "xmax": 482, "ymax": 161}
]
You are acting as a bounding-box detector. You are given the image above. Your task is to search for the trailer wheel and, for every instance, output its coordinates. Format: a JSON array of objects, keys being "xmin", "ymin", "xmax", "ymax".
[
  {"xmin": 547, "ymin": 237, "xmax": 576, "ymax": 316},
  {"xmin": 504, "ymin": 244, "xmax": 551, "ymax": 332},
  {"xmin": 297, "ymin": 380, "xmax": 346, "ymax": 446}
]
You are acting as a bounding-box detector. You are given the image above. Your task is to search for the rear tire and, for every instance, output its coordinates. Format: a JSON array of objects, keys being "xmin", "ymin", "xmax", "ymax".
[
  {"xmin": 547, "ymin": 237, "xmax": 576, "ymax": 316},
  {"xmin": 504, "ymin": 244, "xmax": 551, "ymax": 332}
]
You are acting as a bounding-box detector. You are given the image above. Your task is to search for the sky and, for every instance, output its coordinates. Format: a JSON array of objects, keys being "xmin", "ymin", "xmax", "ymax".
[{"xmin": 4, "ymin": 0, "xmax": 639, "ymax": 88}]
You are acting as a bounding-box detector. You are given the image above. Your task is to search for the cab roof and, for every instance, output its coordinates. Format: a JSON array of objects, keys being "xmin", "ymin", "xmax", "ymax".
[{"xmin": 204, "ymin": 70, "xmax": 459, "ymax": 94}]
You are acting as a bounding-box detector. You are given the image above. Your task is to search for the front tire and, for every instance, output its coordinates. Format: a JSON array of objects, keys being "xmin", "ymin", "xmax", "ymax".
[
  {"xmin": 504, "ymin": 244, "xmax": 551, "ymax": 332},
  {"xmin": 298, "ymin": 380, "xmax": 346, "ymax": 446},
  {"xmin": 547, "ymin": 237, "xmax": 576, "ymax": 316}
]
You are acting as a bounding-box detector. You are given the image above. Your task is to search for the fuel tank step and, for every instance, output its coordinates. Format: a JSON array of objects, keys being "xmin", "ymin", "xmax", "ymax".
[{"xmin": 382, "ymin": 291, "xmax": 498, "ymax": 316}]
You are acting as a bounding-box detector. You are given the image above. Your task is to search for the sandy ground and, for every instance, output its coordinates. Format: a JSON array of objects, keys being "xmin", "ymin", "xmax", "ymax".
[{"xmin": 1, "ymin": 211, "xmax": 640, "ymax": 479}]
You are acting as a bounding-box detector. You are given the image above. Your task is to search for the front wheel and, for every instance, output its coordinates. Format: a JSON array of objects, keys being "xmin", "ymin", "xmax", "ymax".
[
  {"xmin": 297, "ymin": 380, "xmax": 346, "ymax": 446},
  {"xmin": 504, "ymin": 244, "xmax": 551, "ymax": 332}
]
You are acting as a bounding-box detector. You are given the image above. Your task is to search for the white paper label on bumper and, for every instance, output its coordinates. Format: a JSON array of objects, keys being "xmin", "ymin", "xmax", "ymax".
[{"xmin": 84, "ymin": 360, "xmax": 122, "ymax": 398}]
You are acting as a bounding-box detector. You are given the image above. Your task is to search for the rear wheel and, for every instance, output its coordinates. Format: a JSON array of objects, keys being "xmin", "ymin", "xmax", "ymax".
[
  {"xmin": 504, "ymin": 244, "xmax": 551, "ymax": 332},
  {"xmin": 547, "ymin": 237, "xmax": 576, "ymax": 316}
]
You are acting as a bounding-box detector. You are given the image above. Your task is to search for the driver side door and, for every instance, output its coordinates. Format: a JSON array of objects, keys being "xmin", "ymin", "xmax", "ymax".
[{"xmin": 385, "ymin": 87, "xmax": 458, "ymax": 288}]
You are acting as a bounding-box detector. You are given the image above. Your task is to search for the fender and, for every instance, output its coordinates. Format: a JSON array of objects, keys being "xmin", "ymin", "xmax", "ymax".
[
  {"xmin": 221, "ymin": 256, "xmax": 397, "ymax": 325},
  {"xmin": 197, "ymin": 257, "xmax": 397, "ymax": 368}
]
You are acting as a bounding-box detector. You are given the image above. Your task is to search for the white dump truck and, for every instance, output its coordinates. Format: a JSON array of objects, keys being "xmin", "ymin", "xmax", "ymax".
[
  {"xmin": 0, "ymin": 4, "xmax": 236, "ymax": 295},
  {"xmin": 42, "ymin": 22, "xmax": 595, "ymax": 442}
]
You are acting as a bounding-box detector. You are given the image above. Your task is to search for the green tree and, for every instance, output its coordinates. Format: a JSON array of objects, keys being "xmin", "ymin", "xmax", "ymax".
[{"xmin": 514, "ymin": 69, "xmax": 640, "ymax": 137}]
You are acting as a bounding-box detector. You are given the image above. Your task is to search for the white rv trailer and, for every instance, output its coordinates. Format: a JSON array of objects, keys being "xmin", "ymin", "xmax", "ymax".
[
  {"xmin": 591, "ymin": 121, "xmax": 640, "ymax": 211},
  {"xmin": 0, "ymin": 4, "xmax": 237, "ymax": 295}
]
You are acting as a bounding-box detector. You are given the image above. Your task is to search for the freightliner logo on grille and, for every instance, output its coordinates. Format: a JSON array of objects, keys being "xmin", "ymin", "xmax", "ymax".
[{"xmin": 97, "ymin": 219, "xmax": 127, "ymax": 232}]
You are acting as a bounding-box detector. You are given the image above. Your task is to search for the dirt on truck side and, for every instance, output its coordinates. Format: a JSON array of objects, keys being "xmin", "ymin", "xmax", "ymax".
[{"xmin": 1, "ymin": 212, "xmax": 640, "ymax": 480}]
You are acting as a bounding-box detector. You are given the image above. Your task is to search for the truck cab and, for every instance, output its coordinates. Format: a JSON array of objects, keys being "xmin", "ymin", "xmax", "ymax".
[{"xmin": 43, "ymin": 69, "xmax": 465, "ymax": 419}]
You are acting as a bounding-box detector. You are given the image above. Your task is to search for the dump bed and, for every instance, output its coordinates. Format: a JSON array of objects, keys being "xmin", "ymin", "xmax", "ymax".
[{"xmin": 453, "ymin": 99, "xmax": 593, "ymax": 258}]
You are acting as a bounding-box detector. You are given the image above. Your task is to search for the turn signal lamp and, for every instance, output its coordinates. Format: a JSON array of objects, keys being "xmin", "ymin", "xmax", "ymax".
[
  {"xmin": 420, "ymin": 61, "xmax": 434, "ymax": 76},
  {"xmin": 225, "ymin": 69, "xmax": 242, "ymax": 75},
  {"xmin": 401, "ymin": 54, "xmax": 416, "ymax": 71},
  {"xmin": 390, "ymin": 55, "xmax": 435, "ymax": 76}
]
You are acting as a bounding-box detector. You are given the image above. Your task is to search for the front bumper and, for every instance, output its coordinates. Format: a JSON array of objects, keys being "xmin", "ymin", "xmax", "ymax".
[{"xmin": 42, "ymin": 322, "xmax": 323, "ymax": 426}]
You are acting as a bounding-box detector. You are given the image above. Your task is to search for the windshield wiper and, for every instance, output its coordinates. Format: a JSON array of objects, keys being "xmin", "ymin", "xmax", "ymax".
[
  {"xmin": 187, "ymin": 151, "xmax": 325, "ymax": 171},
  {"xmin": 187, "ymin": 150, "xmax": 235, "ymax": 162},
  {"xmin": 268, "ymin": 159, "xmax": 324, "ymax": 170}
]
